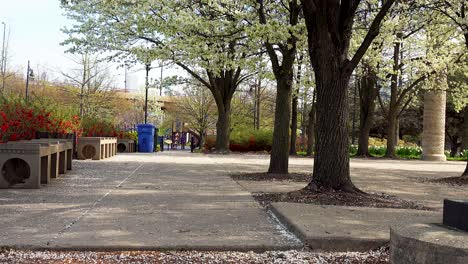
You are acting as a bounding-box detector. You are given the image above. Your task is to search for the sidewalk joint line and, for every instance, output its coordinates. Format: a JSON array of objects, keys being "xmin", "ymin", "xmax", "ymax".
[{"xmin": 46, "ymin": 163, "xmax": 144, "ymax": 245}]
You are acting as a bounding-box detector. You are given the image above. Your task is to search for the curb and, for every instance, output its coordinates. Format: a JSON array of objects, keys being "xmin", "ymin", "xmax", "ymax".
[
  {"xmin": 269, "ymin": 204, "xmax": 388, "ymax": 252},
  {"xmin": 4, "ymin": 243, "xmax": 303, "ymax": 253}
]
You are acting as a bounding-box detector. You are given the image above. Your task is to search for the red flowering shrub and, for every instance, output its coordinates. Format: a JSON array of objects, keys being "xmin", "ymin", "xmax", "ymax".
[
  {"xmin": 0, "ymin": 97, "xmax": 81, "ymax": 143},
  {"xmin": 81, "ymin": 117, "xmax": 125, "ymax": 138}
]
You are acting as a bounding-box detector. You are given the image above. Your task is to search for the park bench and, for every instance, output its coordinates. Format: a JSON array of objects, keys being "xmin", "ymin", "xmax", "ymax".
[
  {"xmin": 0, "ymin": 143, "xmax": 51, "ymax": 189},
  {"xmin": 77, "ymin": 137, "xmax": 117, "ymax": 160},
  {"xmin": 31, "ymin": 139, "xmax": 73, "ymax": 171},
  {"xmin": 13, "ymin": 140, "xmax": 64, "ymax": 180},
  {"xmin": 117, "ymin": 139, "xmax": 136, "ymax": 153}
]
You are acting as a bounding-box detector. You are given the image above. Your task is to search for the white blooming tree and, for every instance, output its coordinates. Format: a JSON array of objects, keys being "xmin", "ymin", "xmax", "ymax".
[{"xmin": 61, "ymin": 0, "xmax": 258, "ymax": 152}]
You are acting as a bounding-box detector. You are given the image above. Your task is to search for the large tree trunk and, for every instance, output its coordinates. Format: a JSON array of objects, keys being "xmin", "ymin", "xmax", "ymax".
[
  {"xmin": 290, "ymin": 94, "xmax": 298, "ymax": 155},
  {"xmin": 215, "ymin": 101, "xmax": 231, "ymax": 153},
  {"xmin": 269, "ymin": 77, "xmax": 293, "ymax": 174},
  {"xmin": 290, "ymin": 55, "xmax": 303, "ymax": 155},
  {"xmin": 385, "ymin": 35, "xmax": 401, "ymax": 158},
  {"xmin": 386, "ymin": 109, "xmax": 398, "ymax": 158},
  {"xmin": 301, "ymin": 0, "xmax": 396, "ymax": 191},
  {"xmin": 306, "ymin": 69, "xmax": 354, "ymax": 190},
  {"xmin": 357, "ymin": 67, "xmax": 378, "ymax": 157}
]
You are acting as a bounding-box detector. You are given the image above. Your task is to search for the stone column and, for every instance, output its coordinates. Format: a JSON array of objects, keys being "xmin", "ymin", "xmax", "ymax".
[{"xmin": 422, "ymin": 73, "xmax": 447, "ymax": 161}]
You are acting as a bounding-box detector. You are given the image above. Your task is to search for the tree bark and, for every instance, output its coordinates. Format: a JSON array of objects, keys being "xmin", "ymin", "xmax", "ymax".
[
  {"xmin": 306, "ymin": 98, "xmax": 316, "ymax": 156},
  {"xmin": 290, "ymin": 95, "xmax": 298, "ymax": 155},
  {"xmin": 385, "ymin": 34, "xmax": 401, "ymax": 158},
  {"xmin": 301, "ymin": 0, "xmax": 396, "ymax": 191},
  {"xmin": 386, "ymin": 109, "xmax": 398, "ymax": 157},
  {"xmin": 290, "ymin": 55, "xmax": 303, "ymax": 155},
  {"xmin": 214, "ymin": 100, "xmax": 231, "ymax": 153},
  {"xmin": 269, "ymin": 77, "xmax": 293, "ymax": 174},
  {"xmin": 307, "ymin": 71, "xmax": 354, "ymax": 190},
  {"xmin": 259, "ymin": 0, "xmax": 299, "ymax": 174},
  {"xmin": 357, "ymin": 67, "xmax": 378, "ymax": 157}
]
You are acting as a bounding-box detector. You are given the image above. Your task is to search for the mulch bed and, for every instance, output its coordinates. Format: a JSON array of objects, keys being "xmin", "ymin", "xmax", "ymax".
[
  {"xmin": 232, "ymin": 172, "xmax": 428, "ymax": 210},
  {"xmin": 0, "ymin": 247, "xmax": 390, "ymax": 264},
  {"xmin": 253, "ymin": 189, "xmax": 430, "ymax": 210},
  {"xmin": 231, "ymin": 172, "xmax": 312, "ymax": 182},
  {"xmin": 428, "ymin": 176, "xmax": 468, "ymax": 186}
]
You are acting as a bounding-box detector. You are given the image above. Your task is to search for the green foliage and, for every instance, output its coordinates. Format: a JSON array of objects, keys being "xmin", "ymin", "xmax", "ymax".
[
  {"xmin": 124, "ymin": 131, "xmax": 138, "ymax": 141},
  {"xmin": 369, "ymin": 146, "xmax": 387, "ymax": 157},
  {"xmin": 349, "ymin": 145, "xmax": 358, "ymax": 156},
  {"xmin": 446, "ymin": 149, "xmax": 468, "ymax": 161},
  {"xmin": 395, "ymin": 146, "xmax": 422, "ymax": 159}
]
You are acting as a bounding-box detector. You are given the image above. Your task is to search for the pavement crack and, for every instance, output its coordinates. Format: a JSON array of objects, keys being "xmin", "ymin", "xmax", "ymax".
[{"xmin": 46, "ymin": 163, "xmax": 144, "ymax": 245}]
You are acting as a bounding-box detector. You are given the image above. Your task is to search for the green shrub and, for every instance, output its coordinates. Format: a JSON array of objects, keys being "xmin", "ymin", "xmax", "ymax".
[
  {"xmin": 395, "ymin": 146, "xmax": 422, "ymax": 159},
  {"xmin": 369, "ymin": 145, "xmax": 386, "ymax": 157},
  {"xmin": 446, "ymin": 149, "xmax": 468, "ymax": 161},
  {"xmin": 349, "ymin": 145, "xmax": 358, "ymax": 157}
]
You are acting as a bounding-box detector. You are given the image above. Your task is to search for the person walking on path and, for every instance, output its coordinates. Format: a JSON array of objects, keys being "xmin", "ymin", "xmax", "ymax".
[{"xmin": 190, "ymin": 136, "xmax": 195, "ymax": 153}]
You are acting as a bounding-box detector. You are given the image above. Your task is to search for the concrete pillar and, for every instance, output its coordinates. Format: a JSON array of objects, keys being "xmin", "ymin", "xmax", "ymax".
[{"xmin": 422, "ymin": 73, "xmax": 447, "ymax": 161}]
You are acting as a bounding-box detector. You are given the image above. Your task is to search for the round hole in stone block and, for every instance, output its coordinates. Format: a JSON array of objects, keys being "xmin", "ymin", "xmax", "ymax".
[
  {"xmin": 82, "ymin": 144, "xmax": 96, "ymax": 159},
  {"xmin": 1, "ymin": 158, "xmax": 31, "ymax": 186},
  {"xmin": 117, "ymin": 143, "xmax": 127, "ymax": 153}
]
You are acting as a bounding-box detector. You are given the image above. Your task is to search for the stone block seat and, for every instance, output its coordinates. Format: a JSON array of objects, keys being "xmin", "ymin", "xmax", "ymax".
[
  {"xmin": 12, "ymin": 140, "xmax": 64, "ymax": 180},
  {"xmin": 77, "ymin": 137, "xmax": 117, "ymax": 160},
  {"xmin": 117, "ymin": 139, "xmax": 136, "ymax": 153},
  {"xmin": 31, "ymin": 139, "xmax": 73, "ymax": 171},
  {"xmin": 0, "ymin": 143, "xmax": 51, "ymax": 189}
]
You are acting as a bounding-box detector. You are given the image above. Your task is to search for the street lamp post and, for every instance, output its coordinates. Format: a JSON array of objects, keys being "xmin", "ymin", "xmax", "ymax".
[
  {"xmin": 1, "ymin": 22, "xmax": 6, "ymax": 92},
  {"xmin": 159, "ymin": 64, "xmax": 163, "ymax": 96},
  {"xmin": 25, "ymin": 61, "xmax": 34, "ymax": 101},
  {"xmin": 144, "ymin": 63, "xmax": 150, "ymax": 124}
]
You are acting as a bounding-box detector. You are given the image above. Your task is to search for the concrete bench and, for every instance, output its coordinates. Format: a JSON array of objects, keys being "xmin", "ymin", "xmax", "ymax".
[
  {"xmin": 77, "ymin": 137, "xmax": 117, "ymax": 160},
  {"xmin": 13, "ymin": 141, "xmax": 64, "ymax": 180},
  {"xmin": 0, "ymin": 143, "xmax": 51, "ymax": 189},
  {"xmin": 31, "ymin": 139, "xmax": 73, "ymax": 171},
  {"xmin": 117, "ymin": 139, "xmax": 136, "ymax": 153}
]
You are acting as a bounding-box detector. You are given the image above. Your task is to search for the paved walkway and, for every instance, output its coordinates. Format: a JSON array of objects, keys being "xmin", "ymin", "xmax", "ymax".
[{"xmin": 0, "ymin": 152, "xmax": 301, "ymax": 250}]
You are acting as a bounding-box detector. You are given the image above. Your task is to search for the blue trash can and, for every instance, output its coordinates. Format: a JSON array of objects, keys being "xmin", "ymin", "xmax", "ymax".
[{"xmin": 137, "ymin": 124, "xmax": 155, "ymax": 152}]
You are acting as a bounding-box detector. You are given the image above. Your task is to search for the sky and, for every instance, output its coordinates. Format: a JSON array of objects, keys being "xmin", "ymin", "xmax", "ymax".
[{"xmin": 0, "ymin": 0, "xmax": 180, "ymax": 93}]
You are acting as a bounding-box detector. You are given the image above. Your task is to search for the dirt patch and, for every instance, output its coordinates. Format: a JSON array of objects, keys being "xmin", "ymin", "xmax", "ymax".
[
  {"xmin": 254, "ymin": 189, "xmax": 430, "ymax": 210},
  {"xmin": 231, "ymin": 172, "xmax": 312, "ymax": 182},
  {"xmin": 428, "ymin": 176, "xmax": 468, "ymax": 186},
  {"xmin": 0, "ymin": 248, "xmax": 390, "ymax": 264}
]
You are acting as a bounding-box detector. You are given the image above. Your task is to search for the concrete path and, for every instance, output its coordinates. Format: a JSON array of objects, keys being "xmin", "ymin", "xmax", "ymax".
[
  {"xmin": 0, "ymin": 152, "xmax": 301, "ymax": 250},
  {"xmin": 221, "ymin": 154, "xmax": 466, "ymax": 251}
]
